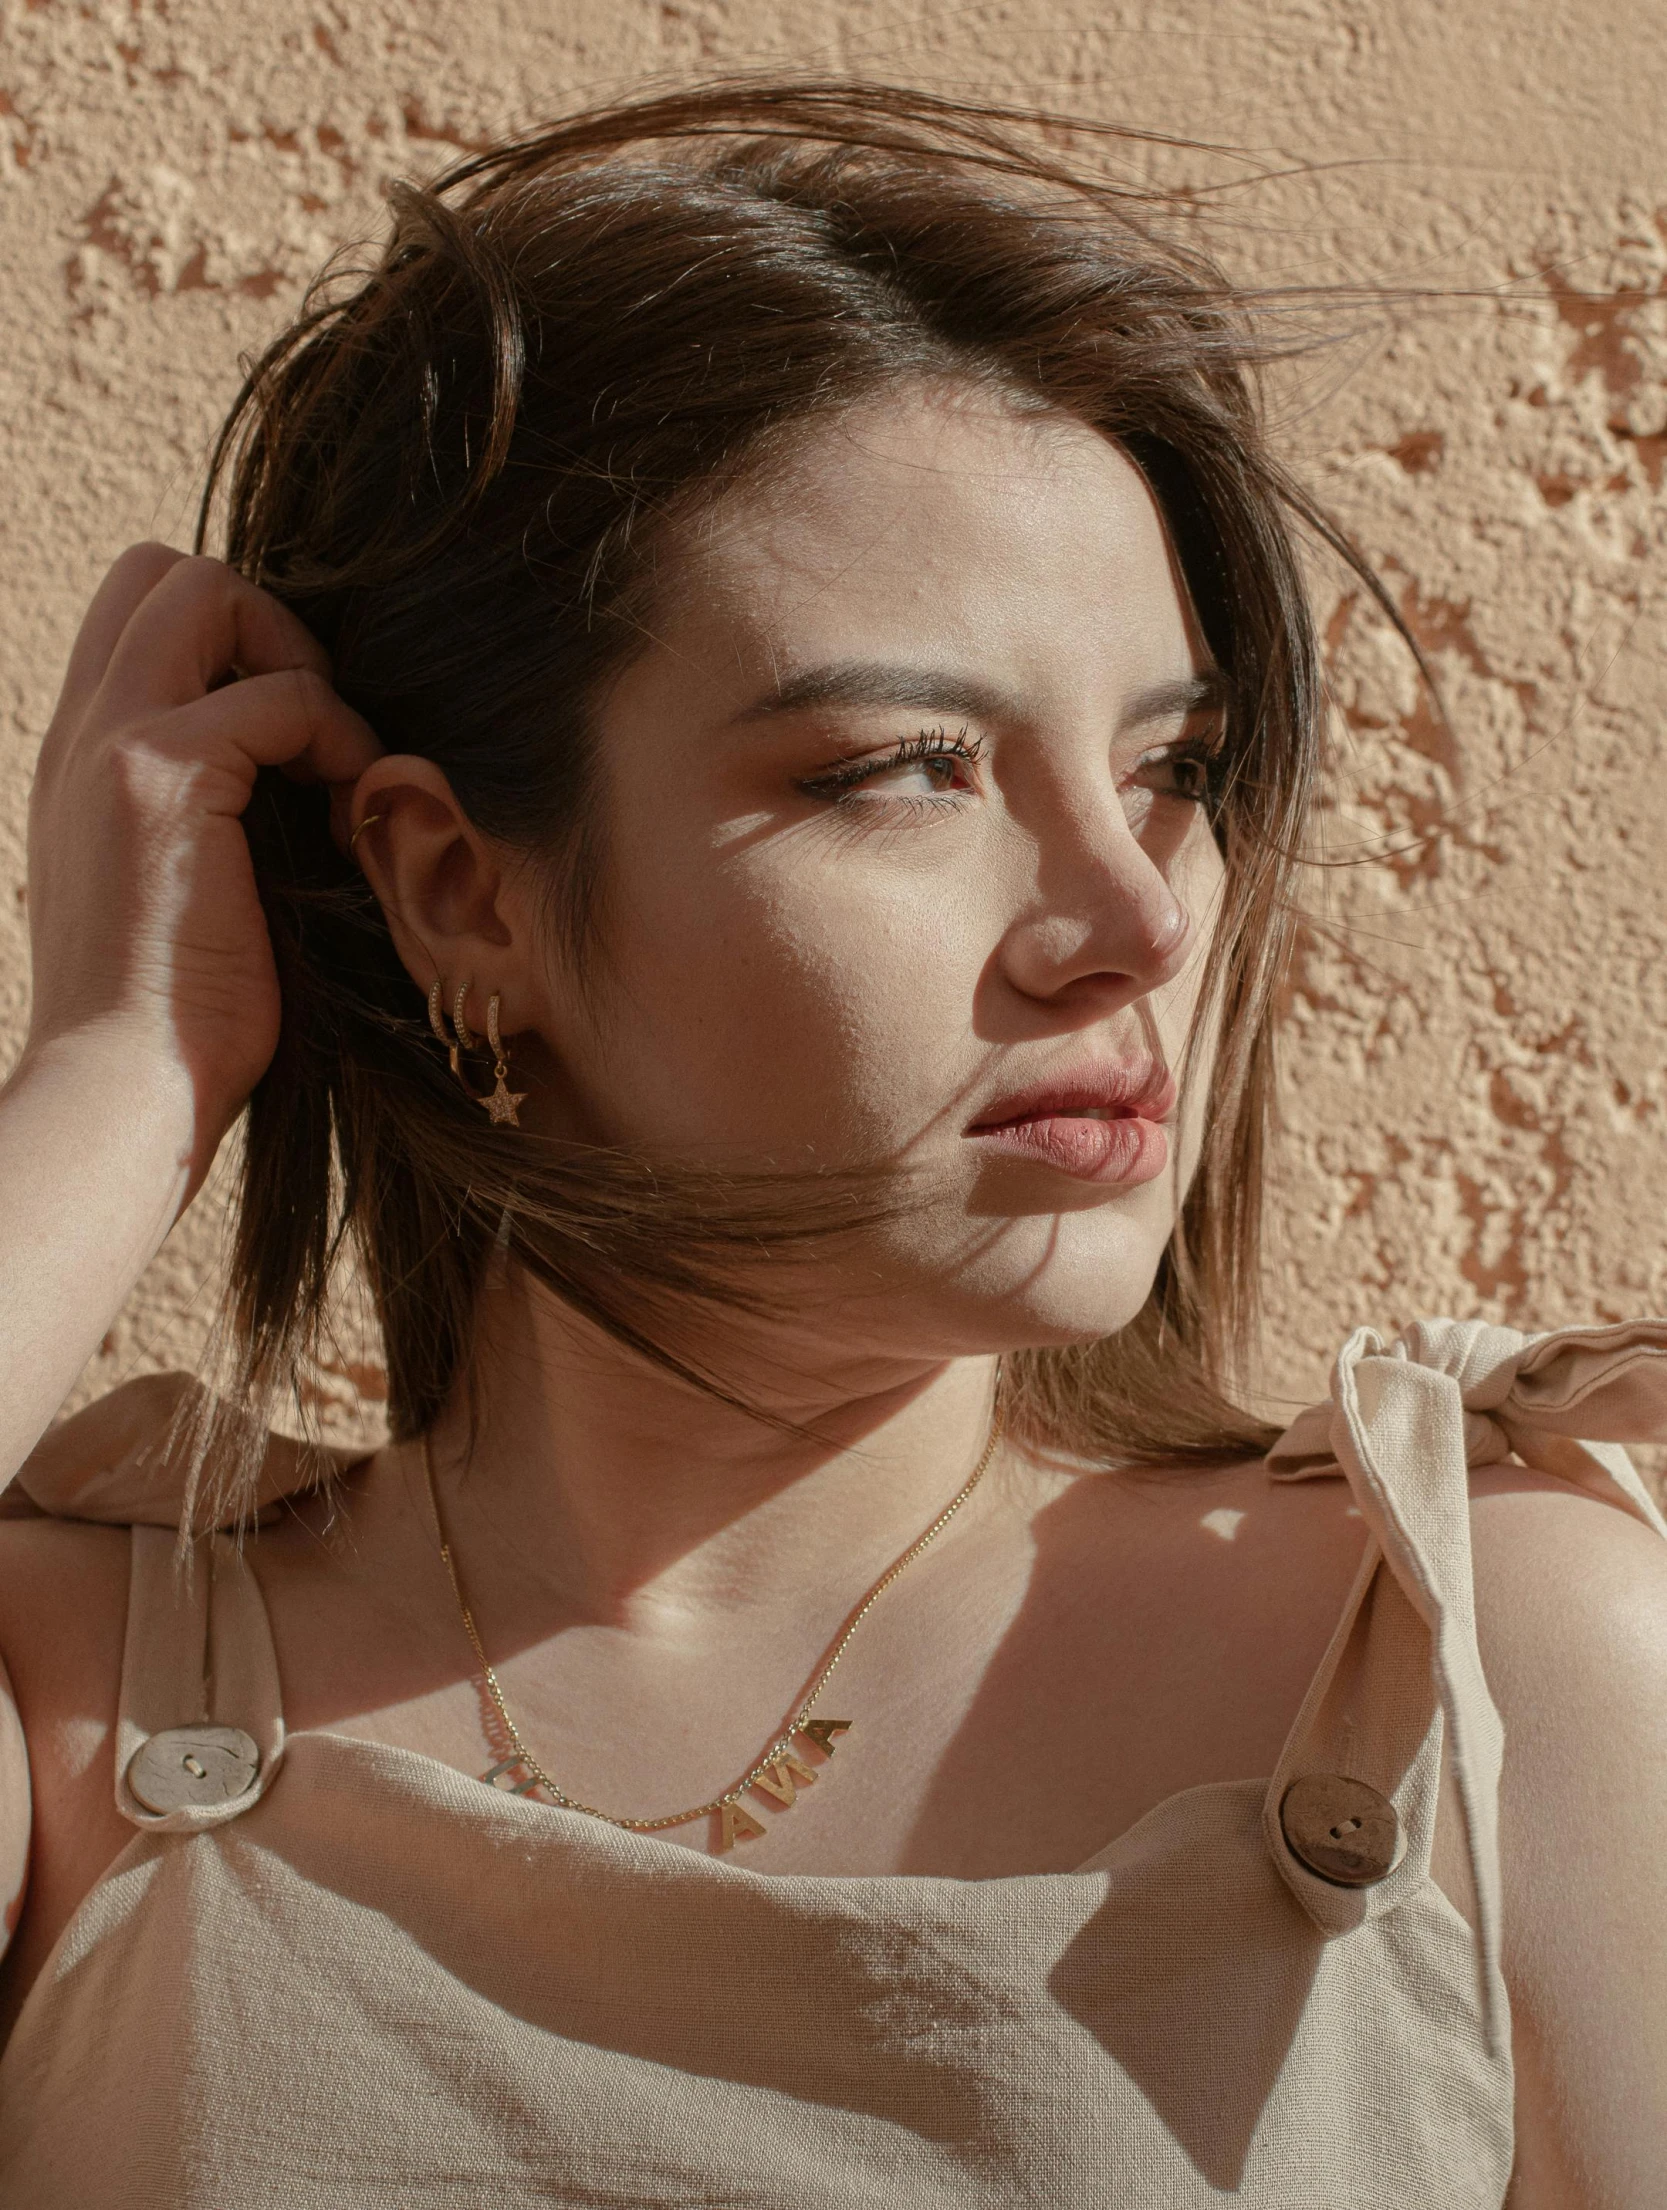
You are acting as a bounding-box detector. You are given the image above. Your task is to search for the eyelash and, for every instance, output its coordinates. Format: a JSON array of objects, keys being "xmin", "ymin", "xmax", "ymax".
[
  {"xmin": 796, "ymin": 724, "xmax": 1227, "ymax": 817},
  {"xmin": 796, "ymin": 727, "xmax": 986, "ymax": 807},
  {"xmin": 1156, "ymin": 735, "xmax": 1227, "ymax": 812}
]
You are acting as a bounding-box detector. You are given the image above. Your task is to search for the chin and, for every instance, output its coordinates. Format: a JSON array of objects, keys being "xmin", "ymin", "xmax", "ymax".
[
  {"xmin": 862, "ymin": 1205, "xmax": 1171, "ymax": 1356},
  {"xmin": 965, "ymin": 1269, "xmax": 1161, "ymax": 1354}
]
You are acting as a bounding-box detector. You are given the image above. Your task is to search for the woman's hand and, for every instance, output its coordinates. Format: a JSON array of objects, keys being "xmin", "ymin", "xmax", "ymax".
[{"xmin": 22, "ymin": 543, "xmax": 381, "ymax": 1199}]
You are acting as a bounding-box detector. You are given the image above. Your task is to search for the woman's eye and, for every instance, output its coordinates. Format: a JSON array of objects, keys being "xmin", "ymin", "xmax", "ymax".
[
  {"xmin": 799, "ymin": 730, "xmax": 984, "ymax": 807},
  {"xmin": 856, "ymin": 751, "xmax": 971, "ymax": 799},
  {"xmin": 1129, "ymin": 738, "xmax": 1219, "ymax": 807}
]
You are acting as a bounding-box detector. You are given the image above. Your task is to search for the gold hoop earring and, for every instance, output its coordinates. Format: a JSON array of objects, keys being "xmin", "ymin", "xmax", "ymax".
[
  {"xmin": 348, "ymin": 813, "xmax": 384, "ymax": 861},
  {"xmin": 428, "ymin": 977, "xmax": 483, "ymax": 1103},
  {"xmin": 479, "ymin": 994, "xmax": 527, "ymax": 1127},
  {"xmin": 426, "ymin": 978, "xmax": 525, "ymax": 1126}
]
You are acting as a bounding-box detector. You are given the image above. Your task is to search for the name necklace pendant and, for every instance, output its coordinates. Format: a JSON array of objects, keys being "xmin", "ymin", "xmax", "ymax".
[{"xmin": 422, "ymin": 1392, "xmax": 1004, "ymax": 1855}]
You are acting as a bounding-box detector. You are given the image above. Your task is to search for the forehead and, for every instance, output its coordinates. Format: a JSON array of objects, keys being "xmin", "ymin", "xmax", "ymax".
[{"xmin": 651, "ymin": 384, "xmax": 1203, "ymax": 714}]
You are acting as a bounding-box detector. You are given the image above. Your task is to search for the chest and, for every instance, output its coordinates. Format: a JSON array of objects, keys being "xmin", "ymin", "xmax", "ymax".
[{"xmin": 255, "ymin": 1465, "xmax": 1374, "ymax": 1879}]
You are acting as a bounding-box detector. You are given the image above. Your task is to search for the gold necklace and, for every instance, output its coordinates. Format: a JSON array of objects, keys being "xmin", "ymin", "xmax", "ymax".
[{"xmin": 421, "ymin": 1393, "xmax": 1005, "ymax": 1854}]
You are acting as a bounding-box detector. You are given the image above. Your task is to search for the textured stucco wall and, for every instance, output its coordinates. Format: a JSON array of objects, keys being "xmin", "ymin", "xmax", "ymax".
[{"xmin": 2, "ymin": 0, "xmax": 1664, "ymax": 1440}]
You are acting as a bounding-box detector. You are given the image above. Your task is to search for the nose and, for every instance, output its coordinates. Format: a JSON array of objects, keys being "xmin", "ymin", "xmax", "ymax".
[{"xmin": 996, "ymin": 799, "xmax": 1195, "ymax": 1014}]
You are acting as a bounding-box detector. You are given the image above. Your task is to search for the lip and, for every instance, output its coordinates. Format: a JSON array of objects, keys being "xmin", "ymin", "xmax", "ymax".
[{"xmin": 964, "ymin": 1058, "xmax": 1177, "ymax": 1186}]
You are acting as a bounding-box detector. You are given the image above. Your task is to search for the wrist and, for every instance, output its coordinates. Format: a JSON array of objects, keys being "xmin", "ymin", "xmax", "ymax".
[
  {"xmin": 13, "ymin": 1013, "xmax": 194, "ymax": 1108},
  {"xmin": 4, "ymin": 1021, "xmax": 200, "ymax": 1206},
  {"xmin": 0, "ymin": 1020, "xmax": 208, "ymax": 1492}
]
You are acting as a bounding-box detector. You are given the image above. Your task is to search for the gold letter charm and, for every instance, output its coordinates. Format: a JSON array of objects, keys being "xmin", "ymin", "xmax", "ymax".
[
  {"xmin": 797, "ymin": 1719, "xmax": 853, "ymax": 1758},
  {"xmin": 718, "ymin": 1801, "xmax": 768, "ymax": 1853},
  {"xmin": 751, "ymin": 1751, "xmax": 817, "ymax": 1810},
  {"xmin": 481, "ymin": 1757, "xmax": 541, "ymax": 1797}
]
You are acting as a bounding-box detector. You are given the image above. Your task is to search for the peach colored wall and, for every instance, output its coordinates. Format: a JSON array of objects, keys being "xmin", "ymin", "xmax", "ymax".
[{"xmin": 2, "ymin": 0, "xmax": 1664, "ymax": 1439}]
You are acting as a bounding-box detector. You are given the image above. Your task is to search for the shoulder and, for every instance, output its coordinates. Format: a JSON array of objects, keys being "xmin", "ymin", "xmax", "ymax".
[
  {"xmin": 1465, "ymin": 1460, "xmax": 1667, "ymax": 1707},
  {"xmin": 0, "ymin": 1379, "xmax": 168, "ymax": 1734},
  {"xmin": 0, "ymin": 1513, "xmax": 132, "ymax": 1993},
  {"xmin": 1463, "ymin": 1463, "xmax": 1667, "ymax": 2199},
  {"xmin": 0, "ymin": 1513, "xmax": 133, "ymax": 1790},
  {"xmin": 0, "ymin": 1376, "xmax": 197, "ymax": 1809},
  {"xmin": 0, "ymin": 1512, "xmax": 133, "ymax": 1688},
  {"xmin": 15, "ymin": 1369, "xmax": 364, "ymax": 1528},
  {"xmin": 1464, "ymin": 1463, "xmax": 1667, "ymax": 1863}
]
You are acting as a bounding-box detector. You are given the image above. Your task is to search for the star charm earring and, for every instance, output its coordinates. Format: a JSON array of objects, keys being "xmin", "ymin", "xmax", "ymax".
[
  {"xmin": 428, "ymin": 981, "xmax": 528, "ymax": 1128},
  {"xmin": 480, "ymin": 994, "xmax": 528, "ymax": 1127}
]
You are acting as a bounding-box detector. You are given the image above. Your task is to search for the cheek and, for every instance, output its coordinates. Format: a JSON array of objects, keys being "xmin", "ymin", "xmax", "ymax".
[
  {"xmin": 582, "ymin": 844, "xmax": 986, "ymax": 1158},
  {"xmin": 1163, "ymin": 828, "xmax": 1230, "ymax": 1183}
]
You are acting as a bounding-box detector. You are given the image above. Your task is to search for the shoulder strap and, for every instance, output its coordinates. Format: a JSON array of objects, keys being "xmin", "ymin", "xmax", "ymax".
[
  {"xmin": 114, "ymin": 1526, "xmax": 286, "ymax": 1834},
  {"xmin": 1263, "ymin": 1316, "xmax": 1667, "ymax": 2062}
]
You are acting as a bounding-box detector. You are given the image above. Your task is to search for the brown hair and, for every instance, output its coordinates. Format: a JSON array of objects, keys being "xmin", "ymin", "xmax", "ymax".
[{"xmin": 194, "ymin": 77, "xmax": 1404, "ymax": 1510}]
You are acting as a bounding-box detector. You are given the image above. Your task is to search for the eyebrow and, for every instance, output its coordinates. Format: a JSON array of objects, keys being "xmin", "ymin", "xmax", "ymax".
[
  {"xmin": 1123, "ymin": 670, "xmax": 1229, "ymax": 729},
  {"xmin": 731, "ymin": 661, "xmax": 1228, "ymax": 730},
  {"xmin": 732, "ymin": 661, "xmax": 1016, "ymax": 725}
]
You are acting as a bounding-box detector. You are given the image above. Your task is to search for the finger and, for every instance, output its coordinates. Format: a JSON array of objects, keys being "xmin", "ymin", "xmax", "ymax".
[
  {"xmin": 51, "ymin": 543, "xmax": 190, "ymax": 729},
  {"xmin": 99, "ymin": 555, "xmax": 335, "ymax": 713},
  {"xmin": 148, "ymin": 666, "xmax": 383, "ymax": 797}
]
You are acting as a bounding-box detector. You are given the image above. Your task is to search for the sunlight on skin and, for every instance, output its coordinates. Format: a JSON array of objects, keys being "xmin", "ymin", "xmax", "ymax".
[{"xmin": 1200, "ymin": 1508, "xmax": 1246, "ymax": 1542}]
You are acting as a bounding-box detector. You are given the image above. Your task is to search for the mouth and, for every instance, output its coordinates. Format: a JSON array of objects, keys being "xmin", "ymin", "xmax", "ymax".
[{"xmin": 963, "ymin": 1061, "xmax": 1176, "ymax": 1187}]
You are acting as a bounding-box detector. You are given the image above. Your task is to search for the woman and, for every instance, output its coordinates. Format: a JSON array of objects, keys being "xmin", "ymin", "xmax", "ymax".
[{"xmin": 0, "ymin": 78, "xmax": 1661, "ymax": 2207}]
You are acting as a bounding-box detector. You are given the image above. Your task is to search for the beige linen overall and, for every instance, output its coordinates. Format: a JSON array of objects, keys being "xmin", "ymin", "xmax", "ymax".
[{"xmin": 1, "ymin": 1316, "xmax": 1663, "ymax": 2206}]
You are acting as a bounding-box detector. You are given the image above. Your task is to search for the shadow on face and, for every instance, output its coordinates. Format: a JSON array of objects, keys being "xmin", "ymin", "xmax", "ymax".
[{"xmin": 519, "ymin": 380, "xmax": 1230, "ymax": 1360}]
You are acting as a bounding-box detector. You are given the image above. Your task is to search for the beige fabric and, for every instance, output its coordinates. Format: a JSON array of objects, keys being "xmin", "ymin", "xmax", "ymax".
[
  {"xmin": 1, "ymin": 1317, "xmax": 1663, "ymax": 2206},
  {"xmin": 111, "ymin": 1525, "xmax": 289, "ymax": 1836}
]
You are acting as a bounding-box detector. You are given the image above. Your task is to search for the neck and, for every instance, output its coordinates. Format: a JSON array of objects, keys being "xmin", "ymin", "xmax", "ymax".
[{"xmin": 421, "ymin": 1256, "xmax": 1005, "ymax": 1633}]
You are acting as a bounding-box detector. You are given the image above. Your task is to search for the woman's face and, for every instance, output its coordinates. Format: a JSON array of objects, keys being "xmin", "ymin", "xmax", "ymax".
[{"xmin": 530, "ymin": 383, "xmax": 1228, "ymax": 1356}]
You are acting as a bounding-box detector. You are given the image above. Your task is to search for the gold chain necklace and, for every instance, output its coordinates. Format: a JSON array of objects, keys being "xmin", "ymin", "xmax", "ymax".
[{"xmin": 421, "ymin": 1392, "xmax": 1005, "ymax": 1854}]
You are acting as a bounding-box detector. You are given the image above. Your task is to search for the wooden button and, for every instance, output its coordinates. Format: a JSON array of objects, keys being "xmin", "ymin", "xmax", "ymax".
[
  {"xmin": 1279, "ymin": 1773, "xmax": 1400, "ymax": 1887},
  {"xmin": 127, "ymin": 1726, "xmax": 261, "ymax": 1815}
]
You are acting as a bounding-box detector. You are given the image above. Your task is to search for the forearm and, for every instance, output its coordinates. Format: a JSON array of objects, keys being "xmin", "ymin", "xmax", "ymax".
[{"xmin": 0, "ymin": 1028, "xmax": 195, "ymax": 1486}]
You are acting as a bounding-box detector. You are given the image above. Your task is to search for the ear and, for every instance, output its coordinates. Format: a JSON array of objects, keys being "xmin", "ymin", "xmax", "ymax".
[{"xmin": 344, "ymin": 757, "xmax": 546, "ymax": 1035}]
